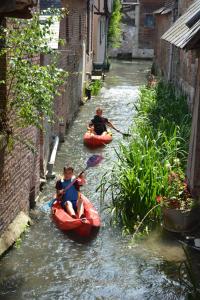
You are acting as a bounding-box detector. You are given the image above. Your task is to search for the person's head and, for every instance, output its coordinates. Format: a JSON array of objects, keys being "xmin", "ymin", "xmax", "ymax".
[
  {"xmin": 63, "ymin": 166, "xmax": 74, "ymax": 180},
  {"xmin": 96, "ymin": 107, "xmax": 103, "ymax": 116}
]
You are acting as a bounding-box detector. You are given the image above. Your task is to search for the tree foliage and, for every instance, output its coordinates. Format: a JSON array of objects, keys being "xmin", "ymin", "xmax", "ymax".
[
  {"xmin": 108, "ymin": 0, "xmax": 122, "ymax": 48},
  {"xmin": 0, "ymin": 9, "xmax": 68, "ymax": 132}
]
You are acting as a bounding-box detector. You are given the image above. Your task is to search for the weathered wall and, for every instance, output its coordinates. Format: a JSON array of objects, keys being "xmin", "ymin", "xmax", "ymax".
[
  {"xmin": 187, "ymin": 56, "xmax": 200, "ymax": 197},
  {"xmin": 0, "ymin": 0, "xmax": 96, "ymax": 254},
  {"xmin": 154, "ymin": 12, "xmax": 171, "ymax": 78},
  {"xmin": 154, "ymin": 3, "xmax": 199, "ymax": 109},
  {"xmin": 0, "ymin": 127, "xmax": 40, "ymax": 235},
  {"xmin": 153, "ymin": 0, "xmax": 200, "ymax": 196},
  {"xmin": 93, "ymin": 0, "xmax": 106, "ymax": 66},
  {"xmin": 0, "ymin": 18, "xmax": 41, "ymax": 241},
  {"xmin": 137, "ymin": 0, "xmax": 165, "ymax": 58},
  {"xmin": 109, "ymin": 1, "xmax": 165, "ymax": 59},
  {"xmin": 40, "ymin": 0, "xmax": 93, "ymax": 174},
  {"xmin": 110, "ymin": 3, "xmax": 137, "ymax": 59}
]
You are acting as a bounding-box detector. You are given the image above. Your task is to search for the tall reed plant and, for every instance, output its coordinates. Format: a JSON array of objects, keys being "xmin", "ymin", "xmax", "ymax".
[{"xmin": 99, "ymin": 81, "xmax": 191, "ymax": 233}]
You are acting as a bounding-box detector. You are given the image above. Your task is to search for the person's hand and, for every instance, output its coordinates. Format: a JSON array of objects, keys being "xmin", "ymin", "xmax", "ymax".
[{"xmin": 78, "ymin": 173, "xmax": 85, "ymax": 179}]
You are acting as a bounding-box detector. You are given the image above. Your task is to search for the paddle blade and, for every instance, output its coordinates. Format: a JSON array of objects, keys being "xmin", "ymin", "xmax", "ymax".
[
  {"xmin": 86, "ymin": 154, "xmax": 103, "ymax": 168},
  {"xmin": 122, "ymin": 133, "xmax": 131, "ymax": 137}
]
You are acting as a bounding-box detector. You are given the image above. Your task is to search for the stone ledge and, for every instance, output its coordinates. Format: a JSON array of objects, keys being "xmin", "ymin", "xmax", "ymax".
[{"xmin": 0, "ymin": 211, "xmax": 31, "ymax": 256}]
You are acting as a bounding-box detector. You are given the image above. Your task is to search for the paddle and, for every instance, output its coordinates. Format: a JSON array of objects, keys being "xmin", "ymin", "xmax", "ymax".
[
  {"xmin": 43, "ymin": 154, "xmax": 103, "ymax": 209},
  {"xmin": 112, "ymin": 127, "xmax": 131, "ymax": 137}
]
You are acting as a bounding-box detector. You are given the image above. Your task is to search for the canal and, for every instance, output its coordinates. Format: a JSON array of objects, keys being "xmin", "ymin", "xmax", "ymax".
[{"xmin": 0, "ymin": 60, "xmax": 187, "ymax": 299}]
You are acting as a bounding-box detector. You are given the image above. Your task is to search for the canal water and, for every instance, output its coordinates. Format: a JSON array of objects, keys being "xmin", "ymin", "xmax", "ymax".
[{"xmin": 0, "ymin": 60, "xmax": 187, "ymax": 300}]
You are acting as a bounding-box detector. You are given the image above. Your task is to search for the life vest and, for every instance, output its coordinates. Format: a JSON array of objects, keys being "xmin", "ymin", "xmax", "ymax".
[{"xmin": 60, "ymin": 177, "xmax": 78, "ymax": 205}]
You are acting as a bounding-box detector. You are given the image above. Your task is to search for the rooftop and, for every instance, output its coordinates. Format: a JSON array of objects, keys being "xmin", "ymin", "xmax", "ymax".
[{"xmin": 161, "ymin": 0, "xmax": 200, "ymax": 49}]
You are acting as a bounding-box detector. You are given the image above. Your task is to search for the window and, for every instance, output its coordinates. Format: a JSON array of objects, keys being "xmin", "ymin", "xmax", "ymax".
[{"xmin": 144, "ymin": 14, "xmax": 155, "ymax": 28}]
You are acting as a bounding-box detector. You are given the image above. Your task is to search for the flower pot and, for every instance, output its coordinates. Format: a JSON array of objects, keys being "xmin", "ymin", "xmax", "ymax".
[{"xmin": 162, "ymin": 206, "xmax": 200, "ymax": 233}]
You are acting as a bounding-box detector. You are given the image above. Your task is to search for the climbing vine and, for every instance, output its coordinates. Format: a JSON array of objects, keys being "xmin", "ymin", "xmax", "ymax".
[
  {"xmin": 0, "ymin": 9, "xmax": 68, "ymax": 142},
  {"xmin": 108, "ymin": 0, "xmax": 122, "ymax": 48}
]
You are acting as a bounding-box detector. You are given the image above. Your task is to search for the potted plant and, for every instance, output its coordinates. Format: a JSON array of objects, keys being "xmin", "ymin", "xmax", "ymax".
[{"xmin": 157, "ymin": 172, "xmax": 200, "ymax": 233}]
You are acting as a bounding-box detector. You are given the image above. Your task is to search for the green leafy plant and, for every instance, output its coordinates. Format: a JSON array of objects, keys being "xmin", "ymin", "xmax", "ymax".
[
  {"xmin": 99, "ymin": 81, "xmax": 192, "ymax": 233},
  {"xmin": 86, "ymin": 80, "xmax": 103, "ymax": 96},
  {"xmin": 0, "ymin": 9, "xmax": 68, "ymax": 142},
  {"xmin": 108, "ymin": 0, "xmax": 122, "ymax": 48},
  {"xmin": 156, "ymin": 171, "xmax": 198, "ymax": 210}
]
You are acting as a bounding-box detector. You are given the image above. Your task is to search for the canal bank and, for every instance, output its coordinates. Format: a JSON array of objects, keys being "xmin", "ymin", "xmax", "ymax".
[{"xmin": 0, "ymin": 60, "xmax": 190, "ymax": 300}]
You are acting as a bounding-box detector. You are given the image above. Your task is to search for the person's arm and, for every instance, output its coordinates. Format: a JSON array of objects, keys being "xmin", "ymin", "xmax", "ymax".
[
  {"xmin": 55, "ymin": 180, "xmax": 64, "ymax": 198},
  {"xmin": 88, "ymin": 120, "xmax": 94, "ymax": 128},
  {"xmin": 76, "ymin": 174, "xmax": 86, "ymax": 186},
  {"xmin": 105, "ymin": 119, "xmax": 119, "ymax": 132}
]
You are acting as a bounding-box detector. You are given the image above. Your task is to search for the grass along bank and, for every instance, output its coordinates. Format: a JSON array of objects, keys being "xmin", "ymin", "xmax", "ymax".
[{"xmin": 100, "ymin": 81, "xmax": 192, "ymax": 234}]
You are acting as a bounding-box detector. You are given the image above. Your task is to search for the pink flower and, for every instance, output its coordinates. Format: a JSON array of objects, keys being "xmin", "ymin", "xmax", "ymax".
[{"xmin": 156, "ymin": 196, "xmax": 162, "ymax": 203}]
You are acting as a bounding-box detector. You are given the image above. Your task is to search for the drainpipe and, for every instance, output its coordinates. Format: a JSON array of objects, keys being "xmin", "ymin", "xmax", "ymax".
[
  {"xmin": 167, "ymin": 5, "xmax": 176, "ymax": 81},
  {"xmin": 46, "ymin": 135, "xmax": 59, "ymax": 179},
  {"xmin": 168, "ymin": 44, "xmax": 173, "ymax": 81}
]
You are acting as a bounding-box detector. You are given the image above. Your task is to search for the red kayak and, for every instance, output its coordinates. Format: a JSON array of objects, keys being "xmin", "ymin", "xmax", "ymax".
[
  {"xmin": 51, "ymin": 194, "xmax": 101, "ymax": 237},
  {"xmin": 83, "ymin": 131, "xmax": 112, "ymax": 148}
]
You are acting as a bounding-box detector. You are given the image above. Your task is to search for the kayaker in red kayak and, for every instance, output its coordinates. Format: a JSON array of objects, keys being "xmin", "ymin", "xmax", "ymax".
[
  {"xmin": 56, "ymin": 167, "xmax": 86, "ymax": 219},
  {"xmin": 88, "ymin": 107, "xmax": 118, "ymax": 135}
]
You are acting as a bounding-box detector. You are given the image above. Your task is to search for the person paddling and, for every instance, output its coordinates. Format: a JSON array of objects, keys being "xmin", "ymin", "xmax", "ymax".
[
  {"xmin": 88, "ymin": 107, "xmax": 118, "ymax": 135},
  {"xmin": 56, "ymin": 166, "xmax": 86, "ymax": 220}
]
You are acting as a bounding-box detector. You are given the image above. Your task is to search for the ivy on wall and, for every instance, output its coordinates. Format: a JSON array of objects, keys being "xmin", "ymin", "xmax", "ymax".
[{"xmin": 108, "ymin": 0, "xmax": 122, "ymax": 48}]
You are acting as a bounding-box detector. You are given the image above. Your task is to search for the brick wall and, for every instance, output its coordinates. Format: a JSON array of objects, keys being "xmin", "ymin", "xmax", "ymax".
[
  {"xmin": 51, "ymin": 0, "xmax": 88, "ymax": 136},
  {"xmin": 40, "ymin": 0, "xmax": 93, "ymax": 173},
  {"xmin": 139, "ymin": 0, "xmax": 165, "ymax": 50},
  {"xmin": 53, "ymin": 0, "xmax": 94, "ymax": 132},
  {"xmin": 0, "ymin": 18, "xmax": 41, "ymax": 236},
  {"xmin": 154, "ymin": 12, "xmax": 171, "ymax": 78},
  {"xmin": 0, "ymin": 0, "xmax": 95, "ymax": 237},
  {"xmin": 0, "ymin": 127, "xmax": 40, "ymax": 234}
]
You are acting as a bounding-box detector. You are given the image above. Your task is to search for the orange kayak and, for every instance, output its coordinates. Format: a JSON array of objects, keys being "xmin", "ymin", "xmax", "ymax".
[
  {"xmin": 51, "ymin": 194, "xmax": 101, "ymax": 237},
  {"xmin": 83, "ymin": 131, "xmax": 112, "ymax": 148}
]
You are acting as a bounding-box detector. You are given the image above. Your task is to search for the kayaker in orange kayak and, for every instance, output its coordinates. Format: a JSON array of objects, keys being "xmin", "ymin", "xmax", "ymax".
[
  {"xmin": 56, "ymin": 167, "xmax": 86, "ymax": 219},
  {"xmin": 88, "ymin": 107, "xmax": 118, "ymax": 135}
]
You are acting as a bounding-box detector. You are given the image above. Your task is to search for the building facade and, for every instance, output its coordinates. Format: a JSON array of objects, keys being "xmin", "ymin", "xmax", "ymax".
[
  {"xmin": 0, "ymin": 1, "xmax": 40, "ymax": 255},
  {"xmin": 0, "ymin": 0, "xmax": 97, "ymax": 255},
  {"xmin": 110, "ymin": 0, "xmax": 165, "ymax": 59},
  {"xmin": 93, "ymin": 0, "xmax": 113, "ymax": 68},
  {"xmin": 153, "ymin": 0, "xmax": 200, "ymax": 197}
]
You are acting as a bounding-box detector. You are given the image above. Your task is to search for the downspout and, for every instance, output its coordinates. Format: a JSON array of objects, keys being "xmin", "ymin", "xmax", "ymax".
[
  {"xmin": 104, "ymin": 0, "xmax": 110, "ymax": 69},
  {"xmin": 167, "ymin": 4, "xmax": 176, "ymax": 81},
  {"xmin": 46, "ymin": 135, "xmax": 59, "ymax": 179}
]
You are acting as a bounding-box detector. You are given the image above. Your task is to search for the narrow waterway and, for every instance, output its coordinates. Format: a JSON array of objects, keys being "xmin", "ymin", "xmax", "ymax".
[{"xmin": 0, "ymin": 60, "xmax": 187, "ymax": 300}]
